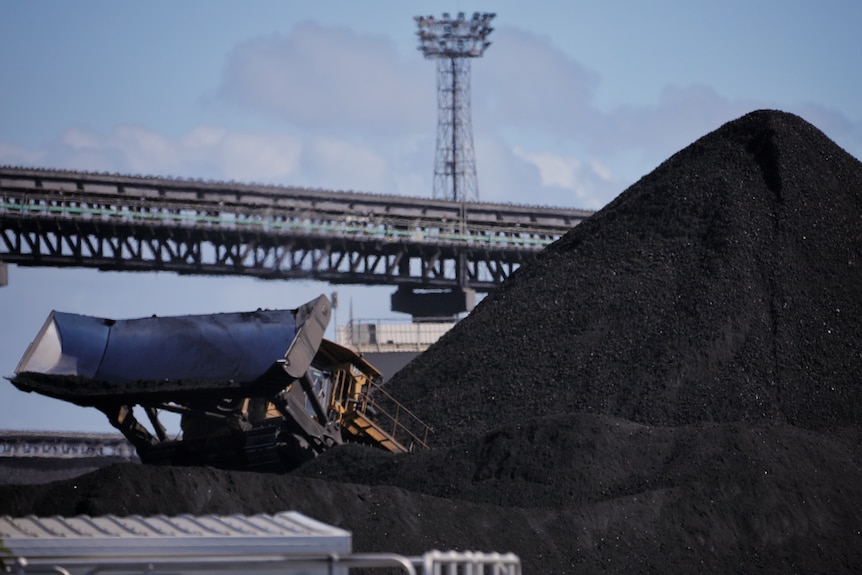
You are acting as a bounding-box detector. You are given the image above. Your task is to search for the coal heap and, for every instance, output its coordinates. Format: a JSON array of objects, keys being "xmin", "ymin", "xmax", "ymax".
[
  {"xmin": 386, "ymin": 108, "xmax": 862, "ymax": 446},
  {"xmin": 3, "ymin": 110, "xmax": 862, "ymax": 574}
]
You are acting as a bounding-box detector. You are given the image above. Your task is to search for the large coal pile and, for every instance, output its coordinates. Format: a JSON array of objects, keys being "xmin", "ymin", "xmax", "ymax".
[
  {"xmin": 387, "ymin": 108, "xmax": 862, "ymax": 447},
  {"xmin": 3, "ymin": 110, "xmax": 862, "ymax": 574}
]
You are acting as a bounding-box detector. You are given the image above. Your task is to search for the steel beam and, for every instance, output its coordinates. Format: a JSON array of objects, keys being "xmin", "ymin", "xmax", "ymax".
[{"xmin": 0, "ymin": 166, "xmax": 593, "ymax": 296}]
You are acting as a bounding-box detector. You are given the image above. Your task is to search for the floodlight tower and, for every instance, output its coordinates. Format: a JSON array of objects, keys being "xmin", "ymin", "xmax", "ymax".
[
  {"xmin": 415, "ymin": 11, "xmax": 495, "ymax": 203},
  {"xmin": 392, "ymin": 12, "xmax": 494, "ymax": 319}
]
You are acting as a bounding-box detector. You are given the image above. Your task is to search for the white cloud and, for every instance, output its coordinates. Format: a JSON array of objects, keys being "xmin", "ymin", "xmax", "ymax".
[
  {"xmin": 62, "ymin": 128, "xmax": 104, "ymax": 151},
  {"xmin": 0, "ymin": 125, "xmax": 307, "ymax": 184},
  {"xmin": 211, "ymin": 23, "xmax": 862, "ymax": 209},
  {"xmin": 590, "ymin": 158, "xmax": 614, "ymax": 182},
  {"xmin": 219, "ymin": 23, "xmax": 433, "ymax": 137},
  {"xmin": 516, "ymin": 148, "xmax": 583, "ymax": 190},
  {"xmin": 475, "ymin": 28, "xmax": 600, "ymax": 132},
  {"xmin": 112, "ymin": 126, "xmax": 182, "ymax": 174},
  {"xmin": 474, "ymin": 27, "xmax": 862, "ymax": 195},
  {"xmin": 303, "ymin": 137, "xmax": 388, "ymax": 193},
  {"xmin": 210, "ymin": 131, "xmax": 304, "ymax": 183},
  {"xmin": 176, "ymin": 126, "xmax": 303, "ymax": 182},
  {"xmin": 183, "ymin": 125, "xmax": 227, "ymax": 149},
  {"xmin": 0, "ymin": 141, "xmax": 41, "ymax": 166},
  {"xmin": 0, "ymin": 124, "xmax": 414, "ymax": 195},
  {"xmin": 472, "ymin": 136, "xmax": 615, "ymax": 209},
  {"xmin": 512, "ymin": 148, "xmax": 618, "ymax": 209},
  {"xmin": 6, "ymin": 23, "xmax": 862, "ymax": 214}
]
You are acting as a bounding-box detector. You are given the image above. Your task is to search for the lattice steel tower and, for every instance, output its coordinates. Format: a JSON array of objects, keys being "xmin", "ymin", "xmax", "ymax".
[{"xmin": 415, "ymin": 12, "xmax": 495, "ymax": 203}]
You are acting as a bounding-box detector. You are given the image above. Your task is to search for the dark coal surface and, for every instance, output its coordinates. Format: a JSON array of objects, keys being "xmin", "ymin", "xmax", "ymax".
[
  {"xmin": 0, "ymin": 457, "xmax": 129, "ymax": 486},
  {"xmin": 3, "ymin": 110, "xmax": 862, "ymax": 574},
  {"xmin": 387, "ymin": 109, "xmax": 862, "ymax": 445}
]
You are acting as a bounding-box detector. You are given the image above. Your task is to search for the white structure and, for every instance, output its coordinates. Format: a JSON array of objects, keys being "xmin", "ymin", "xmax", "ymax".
[
  {"xmin": 337, "ymin": 319, "xmax": 456, "ymax": 354},
  {"xmin": 1, "ymin": 512, "xmax": 350, "ymax": 575},
  {"xmin": 336, "ymin": 318, "xmax": 457, "ymax": 383},
  {"xmin": 0, "ymin": 511, "xmax": 522, "ymax": 575}
]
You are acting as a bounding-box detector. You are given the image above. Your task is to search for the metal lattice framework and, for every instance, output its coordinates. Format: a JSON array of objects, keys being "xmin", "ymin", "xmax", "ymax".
[
  {"xmin": 416, "ymin": 12, "xmax": 495, "ymax": 204},
  {"xmin": 0, "ymin": 167, "xmax": 593, "ymax": 291}
]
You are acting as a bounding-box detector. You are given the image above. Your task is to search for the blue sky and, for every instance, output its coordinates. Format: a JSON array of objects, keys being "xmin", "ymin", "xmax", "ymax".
[{"xmin": 2, "ymin": 0, "xmax": 861, "ymax": 433}]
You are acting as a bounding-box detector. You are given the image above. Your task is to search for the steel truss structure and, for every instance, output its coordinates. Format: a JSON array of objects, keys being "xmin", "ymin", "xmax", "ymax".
[
  {"xmin": 0, "ymin": 166, "xmax": 592, "ymax": 291},
  {"xmin": 416, "ymin": 11, "xmax": 495, "ymax": 203}
]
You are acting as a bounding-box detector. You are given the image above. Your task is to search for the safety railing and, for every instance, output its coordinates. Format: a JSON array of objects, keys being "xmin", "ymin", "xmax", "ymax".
[
  {"xmin": 337, "ymin": 319, "xmax": 456, "ymax": 353},
  {"xmin": 331, "ymin": 368, "xmax": 432, "ymax": 452},
  {"xmin": 10, "ymin": 549, "xmax": 522, "ymax": 575},
  {"xmin": 1, "ymin": 191, "xmax": 560, "ymax": 250},
  {"xmin": 357, "ymin": 377, "xmax": 433, "ymax": 452}
]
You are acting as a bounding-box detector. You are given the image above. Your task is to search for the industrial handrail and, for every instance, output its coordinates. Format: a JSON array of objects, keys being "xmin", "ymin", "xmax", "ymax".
[
  {"xmin": 332, "ymin": 368, "xmax": 432, "ymax": 452},
  {"xmin": 12, "ymin": 549, "xmax": 522, "ymax": 575},
  {"xmin": 1, "ymin": 193, "xmax": 559, "ymax": 249},
  {"xmin": 360, "ymin": 378, "xmax": 433, "ymax": 451}
]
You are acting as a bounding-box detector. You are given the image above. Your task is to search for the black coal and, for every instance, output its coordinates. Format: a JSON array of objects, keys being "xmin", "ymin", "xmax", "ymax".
[{"xmin": 3, "ymin": 110, "xmax": 862, "ymax": 574}]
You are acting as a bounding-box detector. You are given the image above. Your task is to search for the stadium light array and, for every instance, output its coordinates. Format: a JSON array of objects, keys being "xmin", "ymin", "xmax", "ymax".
[{"xmin": 414, "ymin": 11, "xmax": 495, "ymax": 58}]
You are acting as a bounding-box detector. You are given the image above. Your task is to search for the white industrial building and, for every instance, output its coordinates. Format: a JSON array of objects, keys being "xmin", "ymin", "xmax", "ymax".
[
  {"xmin": 0, "ymin": 511, "xmax": 521, "ymax": 575},
  {"xmin": 336, "ymin": 318, "xmax": 457, "ymax": 383}
]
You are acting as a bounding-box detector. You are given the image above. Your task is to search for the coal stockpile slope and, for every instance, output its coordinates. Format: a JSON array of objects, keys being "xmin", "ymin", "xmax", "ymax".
[
  {"xmin": 388, "ymin": 109, "xmax": 862, "ymax": 448},
  {"xmin": 3, "ymin": 416, "xmax": 862, "ymax": 574}
]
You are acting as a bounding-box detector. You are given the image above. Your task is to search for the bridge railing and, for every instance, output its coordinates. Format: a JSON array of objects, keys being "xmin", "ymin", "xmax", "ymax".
[
  {"xmin": 1, "ymin": 167, "xmax": 594, "ymax": 289},
  {"xmin": 2, "ymin": 190, "xmax": 563, "ymax": 250}
]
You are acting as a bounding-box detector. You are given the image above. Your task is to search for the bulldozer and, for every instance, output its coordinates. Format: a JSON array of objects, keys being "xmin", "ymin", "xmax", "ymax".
[{"xmin": 7, "ymin": 294, "xmax": 431, "ymax": 471}]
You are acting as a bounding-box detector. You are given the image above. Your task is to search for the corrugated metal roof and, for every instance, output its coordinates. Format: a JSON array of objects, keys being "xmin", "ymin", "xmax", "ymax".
[{"xmin": 0, "ymin": 511, "xmax": 351, "ymax": 558}]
